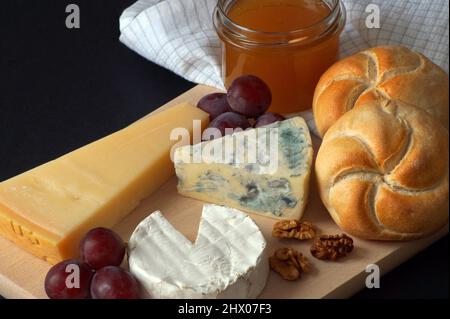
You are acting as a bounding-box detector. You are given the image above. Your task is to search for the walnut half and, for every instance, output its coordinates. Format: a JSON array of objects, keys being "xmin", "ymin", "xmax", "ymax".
[
  {"xmin": 310, "ymin": 234, "xmax": 354, "ymax": 261},
  {"xmin": 269, "ymin": 248, "xmax": 310, "ymax": 281},
  {"xmin": 272, "ymin": 220, "xmax": 316, "ymax": 240}
]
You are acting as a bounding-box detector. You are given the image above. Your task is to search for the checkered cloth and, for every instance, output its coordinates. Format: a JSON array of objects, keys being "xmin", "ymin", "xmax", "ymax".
[{"xmin": 119, "ymin": 0, "xmax": 449, "ymax": 133}]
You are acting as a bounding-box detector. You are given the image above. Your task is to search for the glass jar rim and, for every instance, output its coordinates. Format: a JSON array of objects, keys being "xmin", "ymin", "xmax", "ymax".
[{"xmin": 214, "ymin": 0, "xmax": 346, "ymax": 47}]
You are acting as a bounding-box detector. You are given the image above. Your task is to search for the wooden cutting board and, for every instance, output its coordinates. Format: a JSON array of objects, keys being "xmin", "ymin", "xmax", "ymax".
[{"xmin": 0, "ymin": 85, "xmax": 448, "ymax": 299}]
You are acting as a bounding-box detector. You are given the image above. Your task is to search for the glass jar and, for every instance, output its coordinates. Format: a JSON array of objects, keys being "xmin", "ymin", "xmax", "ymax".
[{"xmin": 213, "ymin": 0, "xmax": 346, "ymax": 114}]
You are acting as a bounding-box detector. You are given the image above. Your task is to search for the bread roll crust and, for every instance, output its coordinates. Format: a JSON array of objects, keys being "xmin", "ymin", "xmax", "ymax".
[
  {"xmin": 316, "ymin": 100, "xmax": 449, "ymax": 240},
  {"xmin": 313, "ymin": 46, "xmax": 449, "ymax": 137}
]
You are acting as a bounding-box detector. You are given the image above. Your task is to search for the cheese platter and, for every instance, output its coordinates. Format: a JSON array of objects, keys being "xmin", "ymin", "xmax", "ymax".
[{"xmin": 0, "ymin": 84, "xmax": 448, "ymax": 299}]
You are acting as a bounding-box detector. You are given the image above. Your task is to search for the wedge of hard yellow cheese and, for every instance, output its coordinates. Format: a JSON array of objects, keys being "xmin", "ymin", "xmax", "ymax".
[{"xmin": 0, "ymin": 103, "xmax": 208, "ymax": 264}]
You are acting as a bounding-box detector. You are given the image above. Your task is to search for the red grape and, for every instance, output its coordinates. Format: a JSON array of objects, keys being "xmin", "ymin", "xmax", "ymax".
[
  {"xmin": 205, "ymin": 112, "xmax": 251, "ymax": 139},
  {"xmin": 90, "ymin": 266, "xmax": 140, "ymax": 299},
  {"xmin": 45, "ymin": 259, "xmax": 93, "ymax": 299},
  {"xmin": 227, "ymin": 75, "xmax": 272, "ymax": 118},
  {"xmin": 80, "ymin": 228, "xmax": 125, "ymax": 270},
  {"xmin": 197, "ymin": 93, "xmax": 232, "ymax": 120},
  {"xmin": 255, "ymin": 113, "xmax": 286, "ymax": 127}
]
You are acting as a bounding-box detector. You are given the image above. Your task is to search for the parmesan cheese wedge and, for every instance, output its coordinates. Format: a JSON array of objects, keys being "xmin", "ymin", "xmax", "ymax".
[{"xmin": 0, "ymin": 103, "xmax": 209, "ymax": 264}]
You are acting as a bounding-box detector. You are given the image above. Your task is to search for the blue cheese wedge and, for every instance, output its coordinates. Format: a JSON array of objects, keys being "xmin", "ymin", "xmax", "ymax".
[{"xmin": 174, "ymin": 117, "xmax": 313, "ymax": 220}]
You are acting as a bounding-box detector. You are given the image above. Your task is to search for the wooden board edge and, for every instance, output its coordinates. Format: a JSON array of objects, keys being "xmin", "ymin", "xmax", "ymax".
[
  {"xmin": 0, "ymin": 271, "xmax": 35, "ymax": 299},
  {"xmin": 323, "ymin": 226, "xmax": 449, "ymax": 299}
]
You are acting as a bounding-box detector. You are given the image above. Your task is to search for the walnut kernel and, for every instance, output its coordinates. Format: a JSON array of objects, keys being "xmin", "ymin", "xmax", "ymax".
[
  {"xmin": 272, "ymin": 220, "xmax": 316, "ymax": 240},
  {"xmin": 310, "ymin": 234, "xmax": 354, "ymax": 261},
  {"xmin": 269, "ymin": 248, "xmax": 310, "ymax": 281}
]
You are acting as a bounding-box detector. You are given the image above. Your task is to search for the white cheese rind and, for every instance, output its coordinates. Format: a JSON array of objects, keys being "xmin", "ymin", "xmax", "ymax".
[
  {"xmin": 174, "ymin": 117, "xmax": 313, "ymax": 220},
  {"xmin": 128, "ymin": 204, "xmax": 269, "ymax": 299}
]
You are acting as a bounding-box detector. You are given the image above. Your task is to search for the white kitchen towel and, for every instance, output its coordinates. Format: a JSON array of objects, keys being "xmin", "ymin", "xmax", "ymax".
[{"xmin": 119, "ymin": 0, "xmax": 449, "ymax": 133}]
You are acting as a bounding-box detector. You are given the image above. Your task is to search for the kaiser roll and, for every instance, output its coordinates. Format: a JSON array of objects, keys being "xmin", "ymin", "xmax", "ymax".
[
  {"xmin": 313, "ymin": 45, "xmax": 449, "ymax": 137},
  {"xmin": 315, "ymin": 100, "xmax": 449, "ymax": 240}
]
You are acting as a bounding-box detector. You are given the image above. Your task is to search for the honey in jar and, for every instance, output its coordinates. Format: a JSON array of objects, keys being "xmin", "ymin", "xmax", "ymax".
[{"xmin": 214, "ymin": 0, "xmax": 346, "ymax": 113}]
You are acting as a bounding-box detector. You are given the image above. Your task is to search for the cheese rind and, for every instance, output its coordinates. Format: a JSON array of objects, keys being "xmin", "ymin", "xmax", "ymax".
[
  {"xmin": 128, "ymin": 204, "xmax": 269, "ymax": 299},
  {"xmin": 174, "ymin": 117, "xmax": 313, "ymax": 220},
  {"xmin": 0, "ymin": 103, "xmax": 209, "ymax": 264}
]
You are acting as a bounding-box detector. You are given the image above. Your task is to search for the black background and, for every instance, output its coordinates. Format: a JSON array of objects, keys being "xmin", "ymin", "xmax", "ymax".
[{"xmin": 0, "ymin": 0, "xmax": 448, "ymax": 299}]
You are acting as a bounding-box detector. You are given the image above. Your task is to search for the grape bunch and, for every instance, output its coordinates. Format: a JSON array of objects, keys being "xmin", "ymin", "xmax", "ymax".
[
  {"xmin": 45, "ymin": 228, "xmax": 140, "ymax": 299},
  {"xmin": 198, "ymin": 75, "xmax": 285, "ymax": 139}
]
